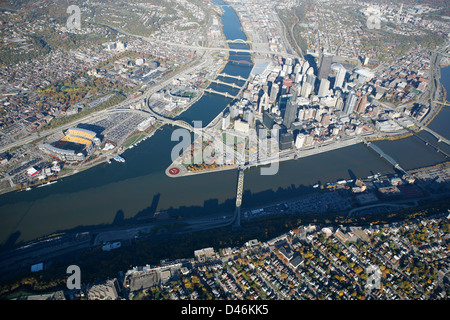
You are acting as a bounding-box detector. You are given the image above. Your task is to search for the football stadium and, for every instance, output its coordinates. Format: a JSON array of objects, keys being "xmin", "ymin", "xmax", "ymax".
[{"xmin": 40, "ymin": 127, "xmax": 100, "ymax": 162}]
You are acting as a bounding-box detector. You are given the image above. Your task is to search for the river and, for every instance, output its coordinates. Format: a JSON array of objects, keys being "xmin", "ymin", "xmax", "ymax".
[{"xmin": 0, "ymin": 1, "xmax": 449, "ymax": 246}]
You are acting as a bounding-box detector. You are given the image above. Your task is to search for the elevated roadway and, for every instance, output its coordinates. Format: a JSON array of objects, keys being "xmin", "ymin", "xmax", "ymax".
[{"xmin": 103, "ymin": 24, "xmax": 298, "ymax": 59}]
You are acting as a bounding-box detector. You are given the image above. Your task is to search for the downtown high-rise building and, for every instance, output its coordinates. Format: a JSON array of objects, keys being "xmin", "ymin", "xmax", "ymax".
[
  {"xmin": 269, "ymin": 84, "xmax": 279, "ymax": 104},
  {"xmin": 243, "ymin": 107, "xmax": 255, "ymax": 125},
  {"xmin": 318, "ymin": 53, "xmax": 334, "ymax": 80},
  {"xmin": 279, "ymin": 94, "xmax": 292, "ymax": 114},
  {"xmin": 343, "ymin": 92, "xmax": 357, "ymax": 115},
  {"xmin": 301, "ymin": 60, "xmax": 310, "ymax": 74},
  {"xmin": 332, "ymin": 63, "xmax": 347, "ymax": 89},
  {"xmin": 301, "ymin": 82, "xmax": 313, "ymax": 98},
  {"xmin": 305, "ymin": 73, "xmax": 316, "ymax": 87},
  {"xmin": 283, "ymin": 86, "xmax": 298, "ymax": 129},
  {"xmin": 293, "ymin": 63, "xmax": 301, "ymax": 75},
  {"xmin": 318, "ymin": 78, "xmax": 330, "ymax": 97},
  {"xmin": 258, "ymin": 89, "xmax": 270, "ymax": 114},
  {"xmin": 290, "ymin": 83, "xmax": 301, "ymax": 99},
  {"xmin": 283, "ymin": 97, "xmax": 297, "ymax": 129}
]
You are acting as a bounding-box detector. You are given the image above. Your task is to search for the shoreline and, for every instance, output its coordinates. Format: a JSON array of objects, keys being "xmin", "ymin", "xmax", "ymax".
[{"xmin": 426, "ymin": 69, "xmax": 448, "ymax": 127}]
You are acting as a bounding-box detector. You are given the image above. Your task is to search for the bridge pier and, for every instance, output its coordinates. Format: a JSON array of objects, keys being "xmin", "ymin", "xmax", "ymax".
[{"xmin": 233, "ymin": 207, "xmax": 241, "ymax": 230}]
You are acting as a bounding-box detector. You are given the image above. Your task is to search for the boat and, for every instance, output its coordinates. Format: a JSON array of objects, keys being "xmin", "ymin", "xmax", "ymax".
[
  {"xmin": 102, "ymin": 241, "xmax": 121, "ymax": 251},
  {"xmin": 313, "ymin": 184, "xmax": 320, "ymax": 188},
  {"xmin": 25, "ymin": 187, "xmax": 32, "ymax": 191},
  {"xmin": 113, "ymin": 155, "xmax": 126, "ymax": 163},
  {"xmin": 37, "ymin": 181, "xmax": 58, "ymax": 188}
]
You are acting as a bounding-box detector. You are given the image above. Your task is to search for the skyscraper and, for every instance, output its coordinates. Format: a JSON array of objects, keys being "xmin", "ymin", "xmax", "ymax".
[
  {"xmin": 318, "ymin": 78, "xmax": 330, "ymax": 97},
  {"xmin": 263, "ymin": 110, "xmax": 275, "ymax": 130},
  {"xmin": 283, "ymin": 97, "xmax": 297, "ymax": 129},
  {"xmin": 301, "ymin": 82, "xmax": 313, "ymax": 98},
  {"xmin": 290, "ymin": 83, "xmax": 300, "ymax": 100},
  {"xmin": 301, "ymin": 61, "xmax": 310, "ymax": 75},
  {"xmin": 293, "ymin": 63, "xmax": 301, "ymax": 75},
  {"xmin": 318, "ymin": 53, "xmax": 333, "ymax": 80},
  {"xmin": 332, "ymin": 63, "xmax": 346, "ymax": 89},
  {"xmin": 269, "ymin": 84, "xmax": 279, "ymax": 104},
  {"xmin": 230, "ymin": 104, "xmax": 240, "ymax": 119},
  {"xmin": 278, "ymin": 94, "xmax": 292, "ymax": 114},
  {"xmin": 258, "ymin": 89, "xmax": 270, "ymax": 114},
  {"xmin": 243, "ymin": 108, "xmax": 254, "ymax": 125},
  {"xmin": 279, "ymin": 131, "xmax": 294, "ymax": 150},
  {"xmin": 305, "ymin": 73, "xmax": 316, "ymax": 86},
  {"xmin": 343, "ymin": 92, "xmax": 357, "ymax": 115}
]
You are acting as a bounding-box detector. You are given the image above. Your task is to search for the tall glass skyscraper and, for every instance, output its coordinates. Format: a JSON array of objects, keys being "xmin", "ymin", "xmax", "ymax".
[
  {"xmin": 343, "ymin": 92, "xmax": 357, "ymax": 115},
  {"xmin": 318, "ymin": 53, "xmax": 334, "ymax": 80},
  {"xmin": 283, "ymin": 96, "xmax": 297, "ymax": 129},
  {"xmin": 331, "ymin": 63, "xmax": 346, "ymax": 89}
]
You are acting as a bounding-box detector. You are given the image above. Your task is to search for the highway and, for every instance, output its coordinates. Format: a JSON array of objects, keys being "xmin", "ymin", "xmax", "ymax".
[{"xmin": 100, "ymin": 23, "xmax": 299, "ymax": 59}]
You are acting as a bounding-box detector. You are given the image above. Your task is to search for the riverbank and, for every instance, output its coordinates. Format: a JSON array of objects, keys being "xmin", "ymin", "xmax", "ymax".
[{"xmin": 425, "ymin": 69, "xmax": 447, "ymax": 127}]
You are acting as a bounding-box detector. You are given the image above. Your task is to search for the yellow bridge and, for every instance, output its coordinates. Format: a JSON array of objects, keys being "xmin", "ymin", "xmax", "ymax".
[
  {"xmin": 227, "ymin": 39, "xmax": 252, "ymax": 44},
  {"xmin": 433, "ymin": 100, "xmax": 450, "ymax": 107},
  {"xmin": 217, "ymin": 73, "xmax": 247, "ymax": 82},
  {"xmin": 204, "ymin": 88, "xmax": 237, "ymax": 99},
  {"xmin": 209, "ymin": 78, "xmax": 244, "ymax": 89}
]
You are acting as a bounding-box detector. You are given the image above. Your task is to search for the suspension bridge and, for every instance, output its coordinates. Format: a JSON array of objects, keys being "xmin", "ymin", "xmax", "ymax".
[
  {"xmin": 208, "ymin": 78, "xmax": 245, "ymax": 89},
  {"xmin": 217, "ymin": 73, "xmax": 247, "ymax": 82},
  {"xmin": 203, "ymin": 88, "xmax": 238, "ymax": 99}
]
